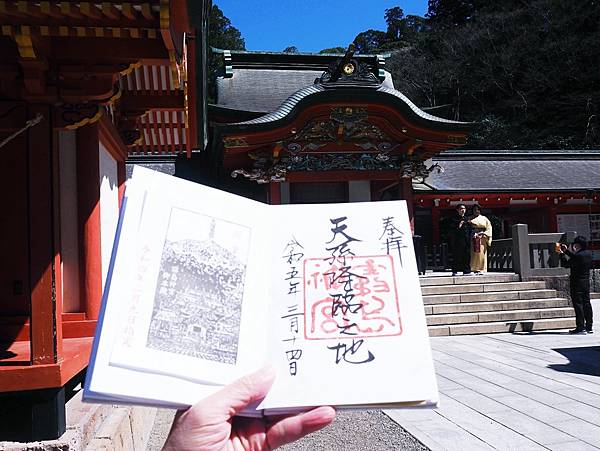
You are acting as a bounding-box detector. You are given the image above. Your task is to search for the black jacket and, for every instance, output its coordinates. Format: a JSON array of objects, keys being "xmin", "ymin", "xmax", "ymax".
[
  {"xmin": 448, "ymin": 213, "xmax": 472, "ymax": 246},
  {"xmin": 560, "ymin": 248, "xmax": 593, "ymax": 283}
]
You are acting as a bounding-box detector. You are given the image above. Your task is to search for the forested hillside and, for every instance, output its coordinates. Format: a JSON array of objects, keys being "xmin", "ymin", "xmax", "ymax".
[{"xmin": 353, "ymin": 0, "xmax": 600, "ymax": 149}]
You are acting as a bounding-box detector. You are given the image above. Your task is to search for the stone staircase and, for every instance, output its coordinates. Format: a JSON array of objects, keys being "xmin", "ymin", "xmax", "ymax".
[{"xmin": 420, "ymin": 273, "xmax": 576, "ymax": 336}]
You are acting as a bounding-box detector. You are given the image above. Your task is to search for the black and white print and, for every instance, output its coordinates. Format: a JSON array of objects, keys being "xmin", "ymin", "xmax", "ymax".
[{"xmin": 146, "ymin": 207, "xmax": 250, "ymax": 365}]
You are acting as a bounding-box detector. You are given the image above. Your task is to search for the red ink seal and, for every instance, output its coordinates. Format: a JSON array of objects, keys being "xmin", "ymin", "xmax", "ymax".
[{"xmin": 304, "ymin": 255, "xmax": 402, "ymax": 340}]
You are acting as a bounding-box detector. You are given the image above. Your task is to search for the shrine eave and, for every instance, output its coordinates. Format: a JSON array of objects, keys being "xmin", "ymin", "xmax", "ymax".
[{"xmin": 215, "ymin": 84, "xmax": 473, "ymax": 135}]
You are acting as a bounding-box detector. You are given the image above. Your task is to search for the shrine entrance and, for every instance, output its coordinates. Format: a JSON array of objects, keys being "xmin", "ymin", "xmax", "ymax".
[{"xmin": 209, "ymin": 46, "xmax": 471, "ymax": 229}]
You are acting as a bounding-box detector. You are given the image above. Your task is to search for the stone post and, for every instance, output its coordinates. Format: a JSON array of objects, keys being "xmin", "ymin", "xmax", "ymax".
[{"xmin": 512, "ymin": 224, "xmax": 531, "ymax": 280}]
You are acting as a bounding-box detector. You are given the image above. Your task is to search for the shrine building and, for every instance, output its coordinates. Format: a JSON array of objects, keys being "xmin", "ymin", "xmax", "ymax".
[
  {"xmin": 0, "ymin": 0, "xmax": 209, "ymax": 441},
  {"xmin": 135, "ymin": 49, "xmax": 600, "ymax": 258}
]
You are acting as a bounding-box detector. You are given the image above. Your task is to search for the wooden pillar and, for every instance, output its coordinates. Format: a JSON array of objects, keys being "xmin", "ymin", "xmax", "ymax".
[
  {"xmin": 117, "ymin": 160, "xmax": 126, "ymax": 208},
  {"xmin": 28, "ymin": 104, "xmax": 62, "ymax": 365},
  {"xmin": 547, "ymin": 206, "xmax": 557, "ymax": 232},
  {"xmin": 76, "ymin": 124, "xmax": 103, "ymax": 320},
  {"xmin": 398, "ymin": 177, "xmax": 414, "ymax": 232},
  {"xmin": 269, "ymin": 182, "xmax": 281, "ymax": 205},
  {"xmin": 431, "ymin": 207, "xmax": 441, "ymax": 245},
  {"xmin": 186, "ymin": 37, "xmax": 198, "ymax": 156}
]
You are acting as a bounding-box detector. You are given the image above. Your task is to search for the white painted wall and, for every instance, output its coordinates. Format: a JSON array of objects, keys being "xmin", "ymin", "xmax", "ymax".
[
  {"xmin": 59, "ymin": 130, "xmax": 80, "ymax": 312},
  {"xmin": 348, "ymin": 180, "xmax": 371, "ymax": 202},
  {"xmin": 99, "ymin": 143, "xmax": 119, "ymax": 290}
]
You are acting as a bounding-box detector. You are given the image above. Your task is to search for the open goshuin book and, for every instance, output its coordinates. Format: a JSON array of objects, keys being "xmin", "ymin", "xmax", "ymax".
[{"xmin": 83, "ymin": 166, "xmax": 438, "ymax": 415}]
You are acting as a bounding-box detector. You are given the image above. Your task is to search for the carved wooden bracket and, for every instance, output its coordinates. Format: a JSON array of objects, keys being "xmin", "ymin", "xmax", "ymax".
[{"xmin": 53, "ymin": 103, "xmax": 102, "ymax": 130}]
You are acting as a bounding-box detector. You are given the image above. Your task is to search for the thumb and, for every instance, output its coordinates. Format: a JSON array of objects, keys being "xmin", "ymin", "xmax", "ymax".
[{"xmin": 204, "ymin": 365, "xmax": 276, "ymax": 418}]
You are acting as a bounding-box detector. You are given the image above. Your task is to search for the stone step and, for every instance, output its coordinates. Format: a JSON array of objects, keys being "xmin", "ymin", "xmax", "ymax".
[
  {"xmin": 421, "ymin": 280, "xmax": 547, "ymax": 296},
  {"xmin": 426, "ymin": 307, "xmax": 574, "ymax": 326},
  {"xmin": 424, "ymin": 298, "xmax": 569, "ymax": 315},
  {"xmin": 429, "ymin": 317, "xmax": 577, "ymax": 336},
  {"xmin": 419, "ymin": 273, "xmax": 520, "ymax": 287},
  {"xmin": 422, "ymin": 289, "xmax": 558, "ymax": 305},
  {"xmin": 591, "ymin": 292, "xmax": 600, "ymax": 299}
]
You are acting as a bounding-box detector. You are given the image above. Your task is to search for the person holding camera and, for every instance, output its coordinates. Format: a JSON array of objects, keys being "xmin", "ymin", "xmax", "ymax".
[{"xmin": 558, "ymin": 236, "xmax": 593, "ymax": 334}]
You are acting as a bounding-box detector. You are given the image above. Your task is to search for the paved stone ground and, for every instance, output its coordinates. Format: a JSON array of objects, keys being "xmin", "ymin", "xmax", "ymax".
[
  {"xmin": 147, "ymin": 409, "xmax": 176, "ymax": 450},
  {"xmin": 148, "ymin": 300, "xmax": 600, "ymax": 451},
  {"xmin": 386, "ymin": 299, "xmax": 600, "ymax": 451},
  {"xmin": 279, "ymin": 410, "xmax": 427, "ymax": 451},
  {"xmin": 147, "ymin": 408, "xmax": 426, "ymax": 450}
]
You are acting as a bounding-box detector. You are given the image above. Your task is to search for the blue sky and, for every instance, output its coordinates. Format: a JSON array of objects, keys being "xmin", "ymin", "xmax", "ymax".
[{"xmin": 213, "ymin": 1, "xmax": 429, "ymax": 53}]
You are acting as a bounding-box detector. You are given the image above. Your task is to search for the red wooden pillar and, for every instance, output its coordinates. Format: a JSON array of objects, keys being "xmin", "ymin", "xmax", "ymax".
[
  {"xmin": 398, "ymin": 177, "xmax": 414, "ymax": 232},
  {"xmin": 28, "ymin": 104, "xmax": 62, "ymax": 365},
  {"xmin": 117, "ymin": 160, "xmax": 126, "ymax": 208},
  {"xmin": 431, "ymin": 207, "xmax": 441, "ymax": 245},
  {"xmin": 76, "ymin": 124, "xmax": 103, "ymax": 321},
  {"xmin": 269, "ymin": 182, "xmax": 281, "ymax": 205},
  {"xmin": 186, "ymin": 37, "xmax": 198, "ymax": 156},
  {"xmin": 547, "ymin": 206, "xmax": 557, "ymax": 233}
]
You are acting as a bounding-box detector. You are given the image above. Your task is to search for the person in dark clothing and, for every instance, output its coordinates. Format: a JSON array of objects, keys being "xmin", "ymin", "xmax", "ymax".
[
  {"xmin": 448, "ymin": 204, "xmax": 472, "ymax": 276},
  {"xmin": 559, "ymin": 236, "xmax": 594, "ymax": 334}
]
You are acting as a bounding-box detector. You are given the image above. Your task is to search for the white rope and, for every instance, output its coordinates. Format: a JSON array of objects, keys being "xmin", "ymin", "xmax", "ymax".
[{"xmin": 0, "ymin": 113, "xmax": 43, "ymax": 150}]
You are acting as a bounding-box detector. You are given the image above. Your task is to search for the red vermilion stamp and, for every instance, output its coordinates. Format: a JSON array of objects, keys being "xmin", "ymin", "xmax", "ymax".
[{"xmin": 304, "ymin": 255, "xmax": 402, "ymax": 340}]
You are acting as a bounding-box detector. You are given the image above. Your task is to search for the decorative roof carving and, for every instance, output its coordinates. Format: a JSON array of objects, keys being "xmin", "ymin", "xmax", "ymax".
[
  {"xmin": 282, "ymin": 106, "xmax": 394, "ymax": 159},
  {"xmin": 315, "ymin": 44, "xmax": 381, "ymax": 86},
  {"xmin": 230, "ymin": 153, "xmax": 444, "ymax": 184}
]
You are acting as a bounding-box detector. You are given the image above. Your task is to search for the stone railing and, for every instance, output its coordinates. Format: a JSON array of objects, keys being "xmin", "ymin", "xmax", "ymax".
[{"xmin": 489, "ymin": 224, "xmax": 577, "ymax": 278}]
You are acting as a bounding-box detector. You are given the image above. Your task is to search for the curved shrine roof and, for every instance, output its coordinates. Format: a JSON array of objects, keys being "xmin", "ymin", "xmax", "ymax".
[
  {"xmin": 221, "ymin": 83, "xmax": 471, "ymax": 133},
  {"xmin": 216, "ymin": 68, "xmax": 395, "ymax": 113}
]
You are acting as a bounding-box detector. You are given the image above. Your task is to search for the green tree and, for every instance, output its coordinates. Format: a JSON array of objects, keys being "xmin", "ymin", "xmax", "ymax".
[
  {"xmin": 390, "ymin": 0, "xmax": 600, "ymax": 149},
  {"xmin": 208, "ymin": 4, "xmax": 245, "ymax": 50},
  {"xmin": 353, "ymin": 8, "xmax": 427, "ymax": 53},
  {"xmin": 282, "ymin": 46, "xmax": 299, "ymax": 53},
  {"xmin": 426, "ymin": 0, "xmax": 482, "ymax": 26},
  {"xmin": 385, "ymin": 7, "xmax": 405, "ymax": 40},
  {"xmin": 207, "ymin": 4, "xmax": 245, "ymax": 102},
  {"xmin": 319, "ymin": 47, "xmax": 347, "ymax": 54},
  {"xmin": 353, "ymin": 29, "xmax": 388, "ymax": 54}
]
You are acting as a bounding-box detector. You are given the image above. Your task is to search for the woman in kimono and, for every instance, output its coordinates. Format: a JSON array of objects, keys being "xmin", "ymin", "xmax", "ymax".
[{"xmin": 469, "ymin": 205, "xmax": 493, "ymax": 274}]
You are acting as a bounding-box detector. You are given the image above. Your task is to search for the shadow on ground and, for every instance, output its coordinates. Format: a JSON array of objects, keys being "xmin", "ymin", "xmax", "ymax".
[
  {"xmin": 511, "ymin": 330, "xmax": 572, "ymax": 335},
  {"xmin": 548, "ymin": 346, "xmax": 600, "ymax": 377}
]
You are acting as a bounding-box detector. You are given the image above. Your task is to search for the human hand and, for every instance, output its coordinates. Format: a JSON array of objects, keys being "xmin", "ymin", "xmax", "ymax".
[{"xmin": 162, "ymin": 367, "xmax": 336, "ymax": 451}]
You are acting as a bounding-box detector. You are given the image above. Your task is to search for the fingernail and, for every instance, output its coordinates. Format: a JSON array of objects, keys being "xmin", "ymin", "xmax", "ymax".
[{"xmin": 303, "ymin": 406, "xmax": 336, "ymax": 426}]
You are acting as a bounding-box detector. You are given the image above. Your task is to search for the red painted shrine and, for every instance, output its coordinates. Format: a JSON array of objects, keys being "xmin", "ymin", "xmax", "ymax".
[{"xmin": 0, "ymin": 0, "xmax": 207, "ymax": 441}]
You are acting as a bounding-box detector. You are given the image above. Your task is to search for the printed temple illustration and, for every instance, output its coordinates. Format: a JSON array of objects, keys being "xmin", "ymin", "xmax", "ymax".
[{"xmin": 146, "ymin": 208, "xmax": 250, "ymax": 365}]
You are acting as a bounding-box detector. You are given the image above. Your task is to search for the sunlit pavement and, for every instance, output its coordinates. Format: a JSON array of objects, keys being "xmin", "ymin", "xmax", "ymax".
[{"xmin": 386, "ymin": 299, "xmax": 600, "ymax": 450}]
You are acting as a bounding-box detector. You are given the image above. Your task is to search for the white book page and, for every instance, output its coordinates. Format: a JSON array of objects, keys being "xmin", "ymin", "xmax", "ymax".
[
  {"xmin": 88, "ymin": 167, "xmax": 270, "ymax": 401},
  {"xmin": 260, "ymin": 200, "xmax": 438, "ymax": 410},
  {"xmin": 85, "ymin": 172, "xmax": 221, "ymax": 407}
]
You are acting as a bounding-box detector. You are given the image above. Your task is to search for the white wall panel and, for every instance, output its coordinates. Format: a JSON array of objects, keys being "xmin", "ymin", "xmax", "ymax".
[{"xmin": 99, "ymin": 143, "xmax": 119, "ymax": 290}]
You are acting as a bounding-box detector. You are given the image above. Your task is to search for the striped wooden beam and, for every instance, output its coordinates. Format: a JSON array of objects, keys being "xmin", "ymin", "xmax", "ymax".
[
  {"xmin": 80, "ymin": 2, "xmax": 102, "ymax": 19},
  {"xmin": 0, "ymin": 24, "xmax": 162, "ymax": 40}
]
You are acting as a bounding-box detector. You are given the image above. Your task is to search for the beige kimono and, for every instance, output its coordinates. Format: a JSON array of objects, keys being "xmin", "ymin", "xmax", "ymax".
[{"xmin": 470, "ymin": 215, "xmax": 493, "ymax": 272}]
